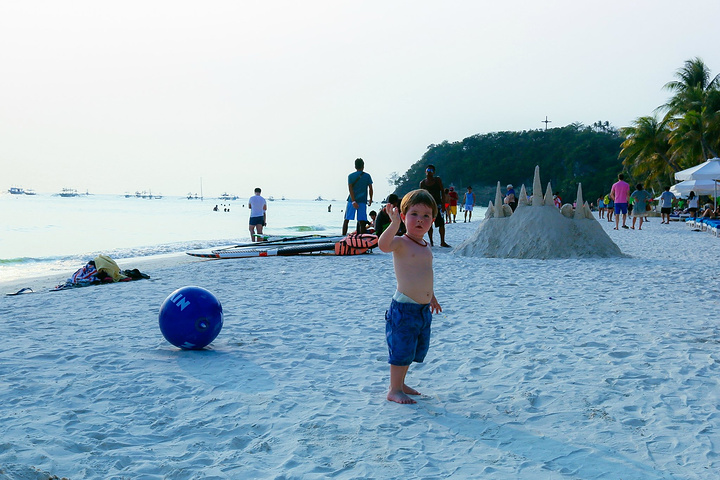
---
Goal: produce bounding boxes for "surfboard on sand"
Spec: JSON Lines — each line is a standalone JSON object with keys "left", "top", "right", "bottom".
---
{"left": 186, "top": 234, "right": 377, "bottom": 259}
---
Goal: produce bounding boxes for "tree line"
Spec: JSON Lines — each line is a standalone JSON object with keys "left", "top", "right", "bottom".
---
{"left": 391, "top": 58, "right": 719, "bottom": 206}
{"left": 391, "top": 124, "right": 624, "bottom": 207}
{"left": 620, "top": 57, "right": 720, "bottom": 189}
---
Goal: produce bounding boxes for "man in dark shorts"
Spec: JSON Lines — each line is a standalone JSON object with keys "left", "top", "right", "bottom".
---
{"left": 659, "top": 185, "right": 677, "bottom": 224}
{"left": 419, "top": 164, "right": 450, "bottom": 247}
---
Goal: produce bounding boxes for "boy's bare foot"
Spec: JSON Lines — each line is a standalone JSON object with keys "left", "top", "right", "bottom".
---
{"left": 441, "top": 242, "right": 451, "bottom": 247}
{"left": 387, "top": 390, "right": 417, "bottom": 404}
{"left": 402, "top": 384, "right": 421, "bottom": 395}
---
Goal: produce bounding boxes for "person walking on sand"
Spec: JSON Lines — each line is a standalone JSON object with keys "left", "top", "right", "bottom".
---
{"left": 342, "top": 158, "right": 373, "bottom": 235}
{"left": 378, "top": 189, "right": 442, "bottom": 405}
{"left": 659, "top": 186, "right": 676, "bottom": 224}
{"left": 447, "top": 186, "right": 459, "bottom": 223}
{"left": 630, "top": 183, "right": 652, "bottom": 230}
{"left": 420, "top": 164, "right": 450, "bottom": 247}
{"left": 463, "top": 186, "right": 475, "bottom": 222}
{"left": 248, "top": 187, "right": 267, "bottom": 241}
{"left": 688, "top": 191, "right": 699, "bottom": 219}
{"left": 610, "top": 174, "right": 630, "bottom": 230}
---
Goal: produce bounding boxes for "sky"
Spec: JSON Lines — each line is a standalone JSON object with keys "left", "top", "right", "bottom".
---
{"left": 1, "top": 0, "right": 719, "bottom": 201}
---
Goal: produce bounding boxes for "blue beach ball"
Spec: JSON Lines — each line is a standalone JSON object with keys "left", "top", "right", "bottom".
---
{"left": 158, "top": 286, "right": 223, "bottom": 349}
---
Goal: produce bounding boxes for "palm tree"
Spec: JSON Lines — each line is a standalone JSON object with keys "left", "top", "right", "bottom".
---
{"left": 662, "top": 57, "right": 720, "bottom": 164}
{"left": 620, "top": 115, "right": 676, "bottom": 188}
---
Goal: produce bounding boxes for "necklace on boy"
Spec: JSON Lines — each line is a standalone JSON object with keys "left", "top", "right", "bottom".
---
{"left": 404, "top": 234, "right": 428, "bottom": 247}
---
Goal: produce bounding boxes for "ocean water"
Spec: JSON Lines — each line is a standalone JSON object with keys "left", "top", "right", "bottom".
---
{"left": 0, "top": 193, "right": 342, "bottom": 282}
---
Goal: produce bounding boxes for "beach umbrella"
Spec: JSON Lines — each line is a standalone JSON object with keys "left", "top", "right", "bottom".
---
{"left": 674, "top": 157, "right": 720, "bottom": 181}
{"left": 670, "top": 179, "right": 720, "bottom": 210}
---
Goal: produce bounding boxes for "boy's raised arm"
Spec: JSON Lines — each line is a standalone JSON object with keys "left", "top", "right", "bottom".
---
{"left": 378, "top": 204, "right": 402, "bottom": 252}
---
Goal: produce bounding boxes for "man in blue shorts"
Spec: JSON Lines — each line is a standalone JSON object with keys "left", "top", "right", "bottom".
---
{"left": 342, "top": 158, "right": 373, "bottom": 235}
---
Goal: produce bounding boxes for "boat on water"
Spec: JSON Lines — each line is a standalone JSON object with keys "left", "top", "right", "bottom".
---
{"left": 268, "top": 196, "right": 275, "bottom": 201}
{"left": 314, "top": 196, "right": 325, "bottom": 201}
{"left": 187, "top": 193, "right": 203, "bottom": 200}
{"left": 128, "top": 190, "right": 163, "bottom": 199}
{"left": 8, "top": 187, "right": 25, "bottom": 195}
{"left": 218, "top": 192, "right": 238, "bottom": 201}
{"left": 24, "top": 188, "right": 37, "bottom": 195}
{"left": 58, "top": 188, "right": 79, "bottom": 197}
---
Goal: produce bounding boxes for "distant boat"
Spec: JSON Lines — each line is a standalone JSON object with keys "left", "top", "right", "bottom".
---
{"left": 268, "top": 196, "right": 275, "bottom": 201}
{"left": 8, "top": 187, "right": 24, "bottom": 195}
{"left": 24, "top": 188, "right": 37, "bottom": 195}
{"left": 218, "top": 192, "right": 238, "bottom": 201}
{"left": 188, "top": 178, "right": 204, "bottom": 200}
{"left": 281, "top": 196, "right": 286, "bottom": 201}
{"left": 314, "top": 196, "right": 325, "bottom": 201}
{"left": 58, "top": 188, "right": 79, "bottom": 197}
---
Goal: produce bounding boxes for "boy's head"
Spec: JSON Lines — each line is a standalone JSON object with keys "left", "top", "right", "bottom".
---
{"left": 425, "top": 165, "right": 435, "bottom": 177}
{"left": 369, "top": 210, "right": 377, "bottom": 219}
{"left": 355, "top": 158, "right": 364, "bottom": 170}
{"left": 254, "top": 188, "right": 261, "bottom": 194}
{"left": 664, "top": 186, "right": 670, "bottom": 191}
{"left": 387, "top": 193, "right": 400, "bottom": 206}
{"left": 467, "top": 186, "right": 472, "bottom": 191}
{"left": 400, "top": 189, "right": 438, "bottom": 218}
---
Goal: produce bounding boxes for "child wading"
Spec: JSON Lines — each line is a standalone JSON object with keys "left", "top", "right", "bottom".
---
{"left": 378, "top": 189, "right": 442, "bottom": 404}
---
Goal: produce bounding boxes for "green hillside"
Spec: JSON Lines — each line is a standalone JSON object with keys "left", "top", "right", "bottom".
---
{"left": 392, "top": 123, "right": 624, "bottom": 207}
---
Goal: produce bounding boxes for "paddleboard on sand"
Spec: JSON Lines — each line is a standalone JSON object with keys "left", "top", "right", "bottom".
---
{"left": 186, "top": 234, "right": 377, "bottom": 259}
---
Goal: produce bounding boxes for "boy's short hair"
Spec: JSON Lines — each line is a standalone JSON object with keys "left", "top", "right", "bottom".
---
{"left": 254, "top": 188, "right": 261, "bottom": 193}
{"left": 400, "top": 189, "right": 438, "bottom": 218}
{"left": 355, "top": 158, "right": 364, "bottom": 170}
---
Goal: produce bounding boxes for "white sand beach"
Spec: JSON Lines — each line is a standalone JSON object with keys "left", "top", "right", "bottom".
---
{"left": 1, "top": 215, "right": 719, "bottom": 479}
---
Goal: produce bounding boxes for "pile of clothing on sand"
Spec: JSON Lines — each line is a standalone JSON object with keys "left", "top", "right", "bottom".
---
{"left": 53, "top": 254, "right": 150, "bottom": 291}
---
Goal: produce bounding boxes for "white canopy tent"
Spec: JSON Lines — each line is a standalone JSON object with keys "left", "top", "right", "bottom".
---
{"left": 670, "top": 179, "right": 719, "bottom": 197}
{"left": 674, "top": 157, "right": 720, "bottom": 181}
{"left": 672, "top": 158, "right": 720, "bottom": 209}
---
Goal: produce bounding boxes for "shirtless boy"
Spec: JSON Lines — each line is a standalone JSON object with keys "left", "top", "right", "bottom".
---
{"left": 378, "top": 189, "right": 442, "bottom": 404}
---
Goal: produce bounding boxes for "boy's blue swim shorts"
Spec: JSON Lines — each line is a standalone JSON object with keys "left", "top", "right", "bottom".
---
{"left": 385, "top": 299, "right": 432, "bottom": 366}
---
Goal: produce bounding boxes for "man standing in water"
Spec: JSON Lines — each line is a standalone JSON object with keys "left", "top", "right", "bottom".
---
{"left": 248, "top": 187, "right": 267, "bottom": 241}
{"left": 342, "top": 158, "right": 373, "bottom": 235}
{"left": 420, "top": 164, "right": 450, "bottom": 247}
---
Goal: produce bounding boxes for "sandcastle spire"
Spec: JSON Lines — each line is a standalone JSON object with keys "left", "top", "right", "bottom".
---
{"left": 494, "top": 182, "right": 505, "bottom": 217}
{"left": 544, "top": 182, "right": 553, "bottom": 206}
{"left": 574, "top": 183, "right": 585, "bottom": 219}
{"left": 532, "top": 166, "right": 544, "bottom": 206}
{"left": 517, "top": 184, "right": 528, "bottom": 208}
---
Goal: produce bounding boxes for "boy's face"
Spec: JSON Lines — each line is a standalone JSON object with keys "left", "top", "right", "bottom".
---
{"left": 401, "top": 203, "right": 434, "bottom": 237}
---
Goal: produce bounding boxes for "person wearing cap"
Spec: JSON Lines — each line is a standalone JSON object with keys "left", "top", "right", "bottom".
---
{"left": 447, "top": 186, "right": 459, "bottom": 223}
{"left": 505, "top": 184, "right": 517, "bottom": 211}
{"left": 419, "top": 164, "right": 450, "bottom": 247}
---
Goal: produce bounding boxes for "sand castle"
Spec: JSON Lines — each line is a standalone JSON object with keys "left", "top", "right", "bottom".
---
{"left": 453, "top": 166, "right": 624, "bottom": 259}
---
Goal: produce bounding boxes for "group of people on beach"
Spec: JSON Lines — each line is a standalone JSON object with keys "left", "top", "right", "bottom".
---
{"left": 595, "top": 174, "right": 720, "bottom": 230}
{"left": 342, "top": 158, "right": 476, "bottom": 248}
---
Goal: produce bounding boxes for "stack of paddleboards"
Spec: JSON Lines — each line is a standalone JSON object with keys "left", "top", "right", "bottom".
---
{"left": 187, "top": 234, "right": 377, "bottom": 259}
